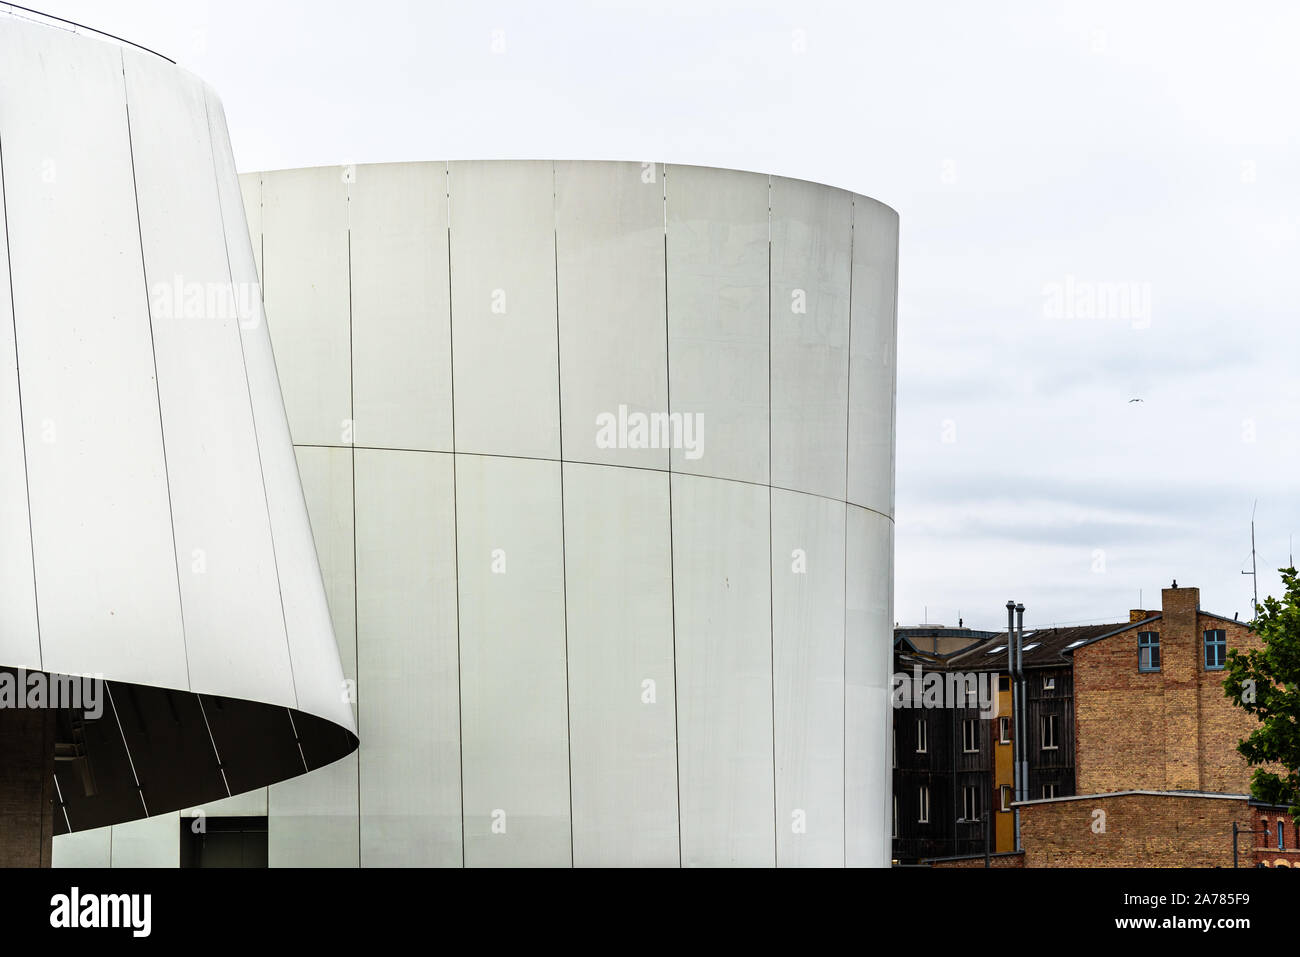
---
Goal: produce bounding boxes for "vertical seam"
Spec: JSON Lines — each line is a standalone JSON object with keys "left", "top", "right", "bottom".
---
{"left": 121, "top": 50, "right": 192, "bottom": 690}
{"left": 202, "top": 97, "right": 300, "bottom": 715}
{"left": 767, "top": 175, "right": 778, "bottom": 867}
{"left": 663, "top": 163, "right": 683, "bottom": 867}
{"left": 347, "top": 170, "right": 360, "bottom": 868}
{"left": 0, "top": 123, "right": 42, "bottom": 669}
{"left": 446, "top": 161, "right": 467, "bottom": 866}
{"left": 554, "top": 161, "right": 576, "bottom": 867}
{"left": 843, "top": 197, "right": 855, "bottom": 866}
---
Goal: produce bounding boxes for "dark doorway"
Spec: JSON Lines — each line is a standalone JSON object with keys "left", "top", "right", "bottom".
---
{"left": 180, "top": 816, "right": 268, "bottom": 867}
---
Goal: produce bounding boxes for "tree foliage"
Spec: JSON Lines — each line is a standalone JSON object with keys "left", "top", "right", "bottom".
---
{"left": 1224, "top": 567, "right": 1300, "bottom": 823}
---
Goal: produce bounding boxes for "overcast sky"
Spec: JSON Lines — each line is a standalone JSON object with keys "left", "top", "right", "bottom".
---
{"left": 18, "top": 0, "right": 1299, "bottom": 631}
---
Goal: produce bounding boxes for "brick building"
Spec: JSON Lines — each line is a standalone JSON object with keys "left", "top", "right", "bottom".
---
{"left": 933, "top": 792, "right": 1299, "bottom": 868}
{"left": 1010, "top": 792, "right": 1298, "bottom": 868}
{"left": 894, "top": 623, "right": 1102, "bottom": 862}
{"left": 1073, "top": 585, "right": 1260, "bottom": 794}
{"left": 918, "top": 583, "right": 1297, "bottom": 868}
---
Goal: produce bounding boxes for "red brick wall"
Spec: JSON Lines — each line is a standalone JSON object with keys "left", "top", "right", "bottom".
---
{"left": 1161, "top": 587, "right": 1201, "bottom": 789}
{"left": 929, "top": 852, "right": 1025, "bottom": 868}
{"left": 1020, "top": 793, "right": 1244, "bottom": 868}
{"left": 1198, "top": 615, "right": 1264, "bottom": 793}
{"left": 1074, "top": 614, "right": 1165, "bottom": 792}
{"left": 1251, "top": 806, "right": 1300, "bottom": 867}
{"left": 1074, "top": 587, "right": 1262, "bottom": 795}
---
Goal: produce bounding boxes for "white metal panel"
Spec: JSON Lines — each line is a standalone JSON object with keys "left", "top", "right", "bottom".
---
{"left": 268, "top": 755, "right": 359, "bottom": 867}
{"left": 770, "top": 178, "right": 852, "bottom": 500}
{"left": 124, "top": 50, "right": 293, "bottom": 705}
{"left": 294, "top": 446, "right": 356, "bottom": 716}
{"left": 448, "top": 161, "right": 559, "bottom": 459}
{"left": 51, "top": 827, "right": 111, "bottom": 868}
{"left": 261, "top": 166, "right": 351, "bottom": 448}
{"left": 846, "top": 197, "right": 899, "bottom": 515}
{"left": 844, "top": 504, "right": 893, "bottom": 867}
{"left": 555, "top": 161, "right": 669, "bottom": 469}
{"left": 110, "top": 812, "right": 181, "bottom": 867}
{"left": 0, "top": 28, "right": 186, "bottom": 686}
{"left": 0, "top": 130, "right": 39, "bottom": 671}
{"left": 239, "top": 172, "right": 262, "bottom": 281}
{"left": 771, "top": 488, "right": 845, "bottom": 866}
{"left": 268, "top": 443, "right": 358, "bottom": 866}
{"left": 671, "top": 472, "right": 774, "bottom": 866}
{"left": 355, "top": 448, "right": 462, "bottom": 866}
{"left": 350, "top": 163, "right": 453, "bottom": 452}
{"left": 456, "top": 454, "right": 570, "bottom": 866}
{"left": 665, "top": 165, "right": 769, "bottom": 485}
{"left": 563, "top": 462, "right": 678, "bottom": 866}
{"left": 206, "top": 91, "right": 355, "bottom": 734}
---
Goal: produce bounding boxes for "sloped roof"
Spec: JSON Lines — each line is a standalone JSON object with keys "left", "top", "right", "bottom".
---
{"left": 939, "top": 615, "right": 1162, "bottom": 671}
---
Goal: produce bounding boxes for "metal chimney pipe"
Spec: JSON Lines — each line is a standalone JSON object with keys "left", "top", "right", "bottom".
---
{"left": 1015, "top": 602, "right": 1027, "bottom": 813}
{"left": 1006, "top": 601, "right": 1018, "bottom": 852}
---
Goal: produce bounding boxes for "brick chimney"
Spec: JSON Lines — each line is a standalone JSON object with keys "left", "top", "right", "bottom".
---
{"left": 1160, "top": 584, "right": 1201, "bottom": 790}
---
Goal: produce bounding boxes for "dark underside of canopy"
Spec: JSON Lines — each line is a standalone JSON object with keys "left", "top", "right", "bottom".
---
{"left": 0, "top": 667, "right": 358, "bottom": 837}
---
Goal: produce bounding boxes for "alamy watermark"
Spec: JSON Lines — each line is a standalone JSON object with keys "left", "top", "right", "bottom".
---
{"left": 892, "top": 666, "right": 999, "bottom": 719}
{"left": 0, "top": 669, "right": 104, "bottom": 719}
{"left": 150, "top": 275, "right": 260, "bottom": 327}
{"left": 1042, "top": 274, "right": 1152, "bottom": 328}
{"left": 595, "top": 404, "right": 704, "bottom": 459}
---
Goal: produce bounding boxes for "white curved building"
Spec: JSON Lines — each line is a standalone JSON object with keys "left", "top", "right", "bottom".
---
{"left": 0, "top": 17, "right": 356, "bottom": 863}
{"left": 16, "top": 20, "right": 897, "bottom": 868}
{"left": 205, "top": 159, "right": 895, "bottom": 867}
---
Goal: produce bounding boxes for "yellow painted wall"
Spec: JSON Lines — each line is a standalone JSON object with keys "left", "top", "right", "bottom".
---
{"left": 994, "top": 686, "right": 1014, "bottom": 852}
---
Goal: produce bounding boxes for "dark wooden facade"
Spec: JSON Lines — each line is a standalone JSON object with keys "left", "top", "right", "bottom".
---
{"left": 891, "top": 625, "right": 1093, "bottom": 864}
{"left": 892, "top": 697, "right": 994, "bottom": 863}
{"left": 1025, "top": 664, "right": 1075, "bottom": 801}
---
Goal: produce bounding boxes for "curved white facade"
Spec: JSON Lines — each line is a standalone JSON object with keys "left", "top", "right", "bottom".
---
{"left": 230, "top": 160, "right": 898, "bottom": 866}
{"left": 0, "top": 18, "right": 356, "bottom": 834}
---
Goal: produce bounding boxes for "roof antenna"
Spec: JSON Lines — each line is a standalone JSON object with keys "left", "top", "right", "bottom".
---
{"left": 1241, "top": 500, "right": 1258, "bottom": 615}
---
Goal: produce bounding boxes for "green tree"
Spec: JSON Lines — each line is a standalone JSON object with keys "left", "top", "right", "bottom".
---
{"left": 1224, "top": 567, "right": 1300, "bottom": 824}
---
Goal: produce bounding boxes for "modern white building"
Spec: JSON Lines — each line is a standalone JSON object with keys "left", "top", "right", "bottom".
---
{"left": 0, "top": 16, "right": 356, "bottom": 866}
{"left": 3, "top": 15, "right": 898, "bottom": 869}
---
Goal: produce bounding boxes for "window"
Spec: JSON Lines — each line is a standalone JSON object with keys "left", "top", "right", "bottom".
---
{"left": 918, "top": 786, "right": 930, "bottom": 824}
{"left": 1042, "top": 675, "right": 1056, "bottom": 691}
{"left": 962, "top": 718, "right": 979, "bottom": 753}
{"left": 1138, "top": 631, "right": 1161, "bottom": 672}
{"left": 1280, "top": 820, "right": 1287, "bottom": 851}
{"left": 179, "top": 816, "right": 268, "bottom": 868}
{"left": 1000, "top": 785, "right": 1012, "bottom": 812}
{"left": 999, "top": 675, "right": 1010, "bottom": 691}
{"left": 998, "top": 716, "right": 1011, "bottom": 744}
{"left": 1040, "top": 713, "right": 1059, "bottom": 751}
{"left": 916, "top": 719, "right": 928, "bottom": 753}
{"left": 1204, "top": 629, "right": 1226, "bottom": 670}
{"left": 961, "top": 784, "right": 979, "bottom": 821}
{"left": 1042, "top": 784, "right": 1058, "bottom": 799}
